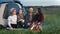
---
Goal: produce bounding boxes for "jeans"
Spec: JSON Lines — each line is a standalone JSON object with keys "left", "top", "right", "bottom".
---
{"left": 17, "top": 21, "right": 28, "bottom": 28}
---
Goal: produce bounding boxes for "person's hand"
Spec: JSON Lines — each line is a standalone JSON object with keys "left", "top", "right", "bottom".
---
{"left": 21, "top": 19, "right": 25, "bottom": 22}
{"left": 38, "top": 22, "right": 40, "bottom": 25}
{"left": 21, "top": 20, "right": 25, "bottom": 22}
{"left": 20, "top": 19, "right": 23, "bottom": 21}
{"left": 32, "top": 22, "right": 35, "bottom": 25}
{"left": 28, "top": 23, "right": 31, "bottom": 25}
{"left": 18, "top": 19, "right": 22, "bottom": 22}
{"left": 10, "top": 27, "right": 13, "bottom": 29}
{"left": 18, "top": 19, "right": 24, "bottom": 22}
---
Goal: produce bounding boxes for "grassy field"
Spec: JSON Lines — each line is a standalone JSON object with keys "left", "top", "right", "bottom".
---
{"left": 0, "top": 14, "right": 60, "bottom": 34}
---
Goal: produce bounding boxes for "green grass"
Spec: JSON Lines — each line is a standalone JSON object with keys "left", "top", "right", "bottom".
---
{"left": 42, "top": 14, "right": 60, "bottom": 34}
{"left": 0, "top": 14, "right": 60, "bottom": 34}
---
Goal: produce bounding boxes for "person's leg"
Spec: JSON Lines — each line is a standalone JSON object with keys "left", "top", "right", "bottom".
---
{"left": 27, "top": 23, "right": 31, "bottom": 28}
{"left": 24, "top": 22, "right": 28, "bottom": 28}
{"left": 21, "top": 22, "right": 28, "bottom": 28}
{"left": 11, "top": 24, "right": 17, "bottom": 28}
{"left": 36, "top": 24, "right": 42, "bottom": 32}
{"left": 39, "top": 25, "right": 42, "bottom": 32}
{"left": 17, "top": 22, "right": 22, "bottom": 28}
{"left": 20, "top": 22, "right": 24, "bottom": 28}
{"left": 30, "top": 24, "right": 36, "bottom": 30}
{"left": 36, "top": 25, "right": 39, "bottom": 31}
{"left": 30, "top": 25, "right": 34, "bottom": 30}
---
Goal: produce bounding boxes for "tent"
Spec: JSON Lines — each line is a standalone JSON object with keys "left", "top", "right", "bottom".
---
{"left": 0, "top": 0, "right": 27, "bottom": 16}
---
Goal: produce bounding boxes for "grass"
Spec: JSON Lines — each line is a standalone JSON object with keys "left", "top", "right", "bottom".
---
{"left": 42, "top": 14, "right": 60, "bottom": 34}
{"left": 0, "top": 14, "right": 60, "bottom": 34}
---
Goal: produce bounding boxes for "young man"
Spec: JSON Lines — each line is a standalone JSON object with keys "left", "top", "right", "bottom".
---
{"left": 25, "top": 7, "right": 35, "bottom": 28}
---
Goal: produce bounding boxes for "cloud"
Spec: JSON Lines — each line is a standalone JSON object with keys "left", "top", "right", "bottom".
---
{"left": 20, "top": 0, "right": 60, "bottom": 6}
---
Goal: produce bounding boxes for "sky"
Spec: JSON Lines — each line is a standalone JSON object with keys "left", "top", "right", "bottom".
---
{"left": 0, "top": 0, "right": 60, "bottom": 6}
{"left": 20, "top": 0, "right": 60, "bottom": 6}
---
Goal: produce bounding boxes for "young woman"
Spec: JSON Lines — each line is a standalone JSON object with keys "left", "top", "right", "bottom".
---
{"left": 8, "top": 8, "right": 17, "bottom": 29}
{"left": 17, "top": 9, "right": 27, "bottom": 28}
{"left": 31, "top": 8, "right": 44, "bottom": 32}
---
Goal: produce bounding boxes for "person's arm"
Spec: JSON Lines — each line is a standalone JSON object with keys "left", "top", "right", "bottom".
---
{"left": 41, "top": 14, "right": 44, "bottom": 22}
{"left": 39, "top": 13, "right": 44, "bottom": 22}
{"left": 24, "top": 14, "right": 28, "bottom": 22}
{"left": 32, "top": 15, "right": 37, "bottom": 22}
{"left": 17, "top": 15, "right": 21, "bottom": 22}
{"left": 8, "top": 17, "right": 12, "bottom": 28}
{"left": 17, "top": 15, "right": 24, "bottom": 22}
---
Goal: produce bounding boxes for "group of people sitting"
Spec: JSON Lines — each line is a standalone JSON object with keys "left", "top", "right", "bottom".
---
{"left": 7, "top": 7, "right": 44, "bottom": 32}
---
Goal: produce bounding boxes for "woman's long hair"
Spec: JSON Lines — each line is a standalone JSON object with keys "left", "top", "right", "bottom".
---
{"left": 37, "top": 8, "right": 42, "bottom": 16}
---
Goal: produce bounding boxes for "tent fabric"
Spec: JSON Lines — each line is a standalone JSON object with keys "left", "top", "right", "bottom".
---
{"left": 0, "top": 0, "right": 14, "bottom": 3}
{"left": 0, "top": 0, "right": 27, "bottom": 16}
